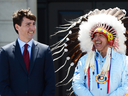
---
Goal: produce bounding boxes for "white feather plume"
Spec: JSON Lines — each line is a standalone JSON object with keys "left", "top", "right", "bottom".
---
{"left": 78, "top": 14, "right": 126, "bottom": 54}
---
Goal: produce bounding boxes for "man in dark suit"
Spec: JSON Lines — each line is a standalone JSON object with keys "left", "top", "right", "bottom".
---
{"left": 0, "top": 8, "right": 55, "bottom": 96}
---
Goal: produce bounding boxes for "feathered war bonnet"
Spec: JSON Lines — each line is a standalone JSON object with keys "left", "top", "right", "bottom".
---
{"left": 78, "top": 8, "right": 127, "bottom": 77}
{"left": 50, "top": 7, "right": 128, "bottom": 95}
{"left": 79, "top": 8, "right": 126, "bottom": 54}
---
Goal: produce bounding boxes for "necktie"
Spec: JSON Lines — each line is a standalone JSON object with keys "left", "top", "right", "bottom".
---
{"left": 23, "top": 44, "right": 29, "bottom": 73}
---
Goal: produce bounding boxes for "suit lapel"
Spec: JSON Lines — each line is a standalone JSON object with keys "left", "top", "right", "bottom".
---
{"left": 29, "top": 40, "right": 38, "bottom": 76}
{"left": 13, "top": 40, "right": 28, "bottom": 74}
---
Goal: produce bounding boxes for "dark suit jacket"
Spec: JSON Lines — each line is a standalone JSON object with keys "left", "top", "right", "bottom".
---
{"left": 0, "top": 39, "right": 55, "bottom": 96}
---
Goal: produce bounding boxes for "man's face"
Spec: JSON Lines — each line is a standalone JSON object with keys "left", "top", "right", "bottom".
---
{"left": 93, "top": 32, "right": 109, "bottom": 53}
{"left": 15, "top": 17, "right": 36, "bottom": 43}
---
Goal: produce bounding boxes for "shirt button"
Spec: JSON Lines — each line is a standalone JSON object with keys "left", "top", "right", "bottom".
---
{"left": 100, "top": 88, "right": 102, "bottom": 90}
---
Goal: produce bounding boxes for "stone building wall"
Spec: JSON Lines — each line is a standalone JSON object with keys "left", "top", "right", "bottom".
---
{"left": 0, "top": 0, "right": 37, "bottom": 48}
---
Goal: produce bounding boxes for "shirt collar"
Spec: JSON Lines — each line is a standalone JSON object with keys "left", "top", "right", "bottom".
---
{"left": 95, "top": 48, "right": 114, "bottom": 59}
{"left": 18, "top": 38, "right": 33, "bottom": 48}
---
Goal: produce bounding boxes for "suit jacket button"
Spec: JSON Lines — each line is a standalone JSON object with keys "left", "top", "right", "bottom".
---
{"left": 26, "top": 91, "right": 28, "bottom": 93}
{"left": 28, "top": 77, "right": 30, "bottom": 79}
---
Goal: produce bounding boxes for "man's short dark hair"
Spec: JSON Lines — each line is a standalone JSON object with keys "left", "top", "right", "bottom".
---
{"left": 12, "top": 8, "right": 36, "bottom": 34}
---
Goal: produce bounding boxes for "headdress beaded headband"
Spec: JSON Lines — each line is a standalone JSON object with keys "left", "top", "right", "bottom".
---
{"left": 50, "top": 7, "right": 128, "bottom": 95}
{"left": 92, "top": 27, "right": 114, "bottom": 46}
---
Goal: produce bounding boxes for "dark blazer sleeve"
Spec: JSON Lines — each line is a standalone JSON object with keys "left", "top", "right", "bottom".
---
{"left": 42, "top": 47, "right": 55, "bottom": 96}
{"left": 0, "top": 48, "right": 15, "bottom": 96}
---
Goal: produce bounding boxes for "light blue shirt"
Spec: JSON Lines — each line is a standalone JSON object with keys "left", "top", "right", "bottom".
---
{"left": 72, "top": 49, "right": 128, "bottom": 96}
{"left": 18, "top": 38, "right": 33, "bottom": 59}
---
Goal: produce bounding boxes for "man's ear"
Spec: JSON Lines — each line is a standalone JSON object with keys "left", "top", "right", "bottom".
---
{"left": 15, "top": 24, "right": 20, "bottom": 31}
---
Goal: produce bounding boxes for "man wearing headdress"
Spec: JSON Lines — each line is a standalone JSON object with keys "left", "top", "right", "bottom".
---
{"left": 72, "top": 8, "right": 128, "bottom": 96}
